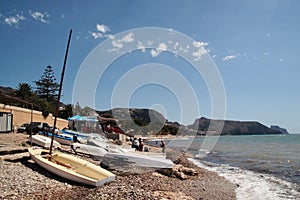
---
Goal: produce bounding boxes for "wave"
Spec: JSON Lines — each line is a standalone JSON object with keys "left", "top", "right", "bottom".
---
{"left": 189, "top": 158, "right": 300, "bottom": 200}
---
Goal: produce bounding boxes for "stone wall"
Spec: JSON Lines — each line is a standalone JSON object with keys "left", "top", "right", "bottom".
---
{"left": 0, "top": 103, "right": 68, "bottom": 132}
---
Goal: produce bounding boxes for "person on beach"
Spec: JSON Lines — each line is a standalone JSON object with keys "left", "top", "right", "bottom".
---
{"left": 138, "top": 138, "right": 144, "bottom": 151}
{"left": 160, "top": 140, "right": 166, "bottom": 153}
{"left": 132, "top": 137, "right": 139, "bottom": 151}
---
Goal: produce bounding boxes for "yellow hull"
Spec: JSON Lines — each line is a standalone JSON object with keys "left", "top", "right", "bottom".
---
{"left": 28, "top": 147, "right": 115, "bottom": 186}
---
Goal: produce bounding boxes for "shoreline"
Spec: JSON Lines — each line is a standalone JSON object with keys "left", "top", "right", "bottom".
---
{"left": 192, "top": 158, "right": 300, "bottom": 199}
{"left": 0, "top": 133, "right": 237, "bottom": 199}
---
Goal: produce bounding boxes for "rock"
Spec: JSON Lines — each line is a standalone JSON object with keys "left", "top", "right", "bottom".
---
{"left": 181, "top": 166, "right": 198, "bottom": 176}
{"left": 176, "top": 171, "right": 187, "bottom": 180}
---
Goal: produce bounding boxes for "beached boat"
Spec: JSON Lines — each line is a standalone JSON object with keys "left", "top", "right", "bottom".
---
{"left": 87, "top": 135, "right": 135, "bottom": 153}
{"left": 29, "top": 135, "right": 61, "bottom": 149}
{"left": 38, "top": 132, "right": 73, "bottom": 145}
{"left": 79, "top": 136, "right": 172, "bottom": 168}
{"left": 87, "top": 135, "right": 166, "bottom": 157}
{"left": 60, "top": 129, "right": 100, "bottom": 143}
{"left": 71, "top": 143, "right": 108, "bottom": 159}
{"left": 72, "top": 141, "right": 166, "bottom": 158}
{"left": 28, "top": 147, "right": 115, "bottom": 186}
{"left": 101, "top": 151, "right": 174, "bottom": 169}
{"left": 28, "top": 30, "right": 116, "bottom": 187}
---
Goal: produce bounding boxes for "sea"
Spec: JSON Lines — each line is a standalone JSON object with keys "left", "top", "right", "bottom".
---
{"left": 147, "top": 134, "right": 300, "bottom": 200}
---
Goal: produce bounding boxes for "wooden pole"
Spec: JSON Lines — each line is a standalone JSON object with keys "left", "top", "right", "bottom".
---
{"left": 49, "top": 29, "right": 72, "bottom": 155}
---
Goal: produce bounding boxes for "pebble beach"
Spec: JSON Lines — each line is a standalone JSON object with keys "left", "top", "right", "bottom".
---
{"left": 0, "top": 133, "right": 237, "bottom": 200}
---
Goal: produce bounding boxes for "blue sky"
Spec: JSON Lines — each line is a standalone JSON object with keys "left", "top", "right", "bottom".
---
{"left": 0, "top": 0, "right": 299, "bottom": 133}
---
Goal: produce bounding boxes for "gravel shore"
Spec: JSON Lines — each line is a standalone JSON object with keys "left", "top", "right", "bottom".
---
{"left": 0, "top": 133, "right": 237, "bottom": 200}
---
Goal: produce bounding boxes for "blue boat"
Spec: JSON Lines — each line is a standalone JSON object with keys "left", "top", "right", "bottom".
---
{"left": 38, "top": 131, "right": 73, "bottom": 145}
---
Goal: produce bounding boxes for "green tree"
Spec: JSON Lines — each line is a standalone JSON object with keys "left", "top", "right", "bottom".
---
{"left": 34, "top": 65, "right": 59, "bottom": 103}
{"left": 58, "top": 104, "right": 73, "bottom": 119}
{"left": 73, "top": 102, "right": 83, "bottom": 116}
{"left": 29, "top": 93, "right": 54, "bottom": 117}
{"left": 16, "top": 83, "right": 33, "bottom": 100}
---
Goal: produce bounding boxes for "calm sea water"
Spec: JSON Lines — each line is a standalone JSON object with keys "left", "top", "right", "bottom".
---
{"left": 149, "top": 134, "right": 300, "bottom": 199}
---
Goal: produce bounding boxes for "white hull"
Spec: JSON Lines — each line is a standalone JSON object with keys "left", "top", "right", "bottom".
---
{"left": 54, "top": 137, "right": 72, "bottom": 145}
{"left": 72, "top": 143, "right": 108, "bottom": 158}
{"left": 38, "top": 132, "right": 73, "bottom": 145}
{"left": 101, "top": 152, "right": 174, "bottom": 169}
{"left": 87, "top": 136, "right": 138, "bottom": 154}
{"left": 88, "top": 136, "right": 166, "bottom": 157}
{"left": 28, "top": 147, "right": 115, "bottom": 186}
{"left": 29, "top": 135, "right": 61, "bottom": 149}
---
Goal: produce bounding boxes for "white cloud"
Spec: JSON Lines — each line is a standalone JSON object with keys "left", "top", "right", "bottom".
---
{"left": 193, "top": 41, "right": 208, "bottom": 48}
{"left": 158, "top": 43, "right": 167, "bottom": 51}
{"left": 110, "top": 32, "right": 135, "bottom": 49}
{"left": 279, "top": 58, "right": 283, "bottom": 62}
{"left": 112, "top": 40, "right": 123, "bottom": 48}
{"left": 222, "top": 55, "right": 237, "bottom": 61}
{"left": 212, "top": 54, "right": 217, "bottom": 58}
{"left": 263, "top": 52, "right": 269, "bottom": 56}
{"left": 90, "top": 24, "right": 112, "bottom": 40}
{"left": 192, "top": 48, "right": 209, "bottom": 61}
{"left": 150, "top": 43, "right": 168, "bottom": 57}
{"left": 147, "top": 40, "right": 154, "bottom": 45}
{"left": 4, "top": 16, "right": 18, "bottom": 25}
{"left": 173, "top": 42, "right": 179, "bottom": 50}
{"left": 91, "top": 32, "right": 103, "bottom": 39}
{"left": 107, "top": 34, "right": 114, "bottom": 40}
{"left": 150, "top": 49, "right": 159, "bottom": 57}
{"left": 96, "top": 24, "right": 110, "bottom": 33}
{"left": 17, "top": 14, "right": 25, "bottom": 20}
{"left": 120, "top": 32, "right": 135, "bottom": 43}
{"left": 3, "top": 14, "right": 26, "bottom": 27}
{"left": 168, "top": 28, "right": 175, "bottom": 35}
{"left": 29, "top": 11, "right": 49, "bottom": 23}
{"left": 137, "top": 41, "right": 145, "bottom": 52}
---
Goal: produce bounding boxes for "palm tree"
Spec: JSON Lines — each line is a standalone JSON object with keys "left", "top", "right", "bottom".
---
{"left": 16, "top": 83, "right": 32, "bottom": 100}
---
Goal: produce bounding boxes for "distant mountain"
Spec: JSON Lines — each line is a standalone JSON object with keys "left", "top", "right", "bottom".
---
{"left": 0, "top": 86, "right": 15, "bottom": 95}
{"left": 188, "top": 117, "right": 282, "bottom": 135}
{"left": 270, "top": 125, "right": 289, "bottom": 134}
{"left": 97, "top": 108, "right": 165, "bottom": 123}
{"left": 97, "top": 108, "right": 166, "bottom": 135}
{"left": 97, "top": 108, "right": 283, "bottom": 136}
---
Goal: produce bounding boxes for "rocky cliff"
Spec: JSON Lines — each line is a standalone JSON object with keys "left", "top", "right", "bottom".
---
{"left": 188, "top": 117, "right": 282, "bottom": 135}
{"left": 97, "top": 108, "right": 283, "bottom": 136}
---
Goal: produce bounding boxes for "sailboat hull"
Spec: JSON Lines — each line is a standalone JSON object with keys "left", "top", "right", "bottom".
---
{"left": 29, "top": 135, "right": 61, "bottom": 149}
{"left": 101, "top": 152, "right": 174, "bottom": 169}
{"left": 28, "top": 147, "right": 115, "bottom": 186}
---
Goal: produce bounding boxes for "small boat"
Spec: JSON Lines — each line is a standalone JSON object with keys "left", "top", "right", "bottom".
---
{"left": 87, "top": 135, "right": 134, "bottom": 153}
{"left": 28, "top": 147, "right": 115, "bottom": 186}
{"left": 86, "top": 136, "right": 172, "bottom": 168}
{"left": 71, "top": 143, "right": 108, "bottom": 160}
{"left": 29, "top": 135, "right": 61, "bottom": 149}
{"left": 60, "top": 129, "right": 102, "bottom": 143}
{"left": 28, "top": 30, "right": 115, "bottom": 187}
{"left": 61, "top": 129, "right": 93, "bottom": 139}
{"left": 87, "top": 135, "right": 166, "bottom": 157}
{"left": 38, "top": 132, "right": 73, "bottom": 145}
{"left": 101, "top": 152, "right": 174, "bottom": 169}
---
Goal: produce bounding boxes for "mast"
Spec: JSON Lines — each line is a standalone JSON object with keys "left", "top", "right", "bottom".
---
{"left": 49, "top": 29, "right": 72, "bottom": 155}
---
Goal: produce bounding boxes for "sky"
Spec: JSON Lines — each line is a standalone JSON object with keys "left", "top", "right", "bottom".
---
{"left": 0, "top": 0, "right": 299, "bottom": 133}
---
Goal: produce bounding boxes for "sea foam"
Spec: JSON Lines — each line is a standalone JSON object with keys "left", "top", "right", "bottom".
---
{"left": 189, "top": 158, "right": 300, "bottom": 200}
